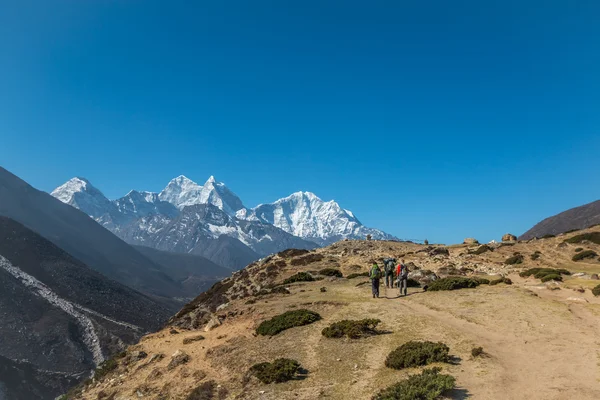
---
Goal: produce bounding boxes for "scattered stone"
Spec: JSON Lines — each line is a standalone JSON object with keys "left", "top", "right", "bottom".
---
{"left": 167, "top": 350, "right": 190, "bottom": 370}
{"left": 464, "top": 238, "right": 479, "bottom": 245}
{"left": 126, "top": 351, "right": 148, "bottom": 364}
{"left": 502, "top": 233, "right": 517, "bottom": 242}
{"left": 320, "top": 287, "right": 327, "bottom": 292}
{"left": 573, "top": 287, "right": 586, "bottom": 293}
{"left": 204, "top": 316, "right": 222, "bottom": 332}
{"left": 592, "top": 274, "right": 599, "bottom": 280}
{"left": 169, "top": 328, "right": 179, "bottom": 335}
{"left": 566, "top": 297, "right": 588, "bottom": 303}
{"left": 183, "top": 335, "right": 205, "bottom": 345}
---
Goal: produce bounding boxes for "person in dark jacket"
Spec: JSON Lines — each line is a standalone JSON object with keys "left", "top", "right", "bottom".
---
{"left": 369, "top": 262, "right": 382, "bottom": 298}
{"left": 383, "top": 258, "right": 396, "bottom": 288}
{"left": 396, "top": 259, "right": 409, "bottom": 296}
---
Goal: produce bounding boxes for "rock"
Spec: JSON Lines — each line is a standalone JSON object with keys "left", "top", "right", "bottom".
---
{"left": 566, "top": 297, "right": 588, "bottom": 303}
{"left": 502, "top": 233, "right": 517, "bottom": 242}
{"left": 428, "top": 247, "right": 449, "bottom": 257}
{"left": 572, "top": 272, "right": 586, "bottom": 277}
{"left": 464, "top": 238, "right": 479, "bottom": 245}
{"left": 556, "top": 242, "right": 567, "bottom": 249}
{"left": 204, "top": 316, "right": 222, "bottom": 332}
{"left": 167, "top": 350, "right": 190, "bottom": 370}
{"left": 573, "top": 287, "right": 586, "bottom": 293}
{"left": 592, "top": 274, "right": 599, "bottom": 280}
{"left": 125, "top": 351, "right": 148, "bottom": 364}
{"left": 408, "top": 269, "right": 439, "bottom": 284}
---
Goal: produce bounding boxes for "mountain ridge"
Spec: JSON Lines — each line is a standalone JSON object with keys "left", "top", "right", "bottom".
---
{"left": 520, "top": 199, "right": 600, "bottom": 240}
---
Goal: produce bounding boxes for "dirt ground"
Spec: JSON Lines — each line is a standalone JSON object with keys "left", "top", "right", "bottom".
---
{"left": 75, "top": 229, "right": 600, "bottom": 400}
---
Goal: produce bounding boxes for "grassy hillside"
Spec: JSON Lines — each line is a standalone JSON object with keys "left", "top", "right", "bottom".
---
{"left": 65, "top": 227, "right": 600, "bottom": 399}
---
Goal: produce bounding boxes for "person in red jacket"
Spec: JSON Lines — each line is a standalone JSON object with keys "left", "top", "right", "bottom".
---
{"left": 396, "top": 259, "right": 409, "bottom": 296}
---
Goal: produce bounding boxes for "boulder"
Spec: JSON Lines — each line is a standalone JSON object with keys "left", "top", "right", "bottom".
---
{"left": 591, "top": 274, "right": 599, "bottom": 280}
{"left": 408, "top": 269, "right": 439, "bottom": 284}
{"left": 167, "top": 350, "right": 190, "bottom": 370}
{"left": 464, "top": 238, "right": 479, "bottom": 245}
{"left": 502, "top": 233, "right": 517, "bottom": 242}
{"left": 428, "top": 247, "right": 449, "bottom": 257}
{"left": 204, "top": 316, "right": 222, "bottom": 332}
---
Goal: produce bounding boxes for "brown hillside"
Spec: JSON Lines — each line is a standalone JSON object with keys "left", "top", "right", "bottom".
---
{"left": 65, "top": 228, "right": 600, "bottom": 400}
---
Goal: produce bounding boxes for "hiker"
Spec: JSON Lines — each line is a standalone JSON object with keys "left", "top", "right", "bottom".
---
{"left": 396, "top": 259, "right": 409, "bottom": 296}
{"left": 383, "top": 257, "right": 396, "bottom": 288}
{"left": 369, "top": 262, "right": 382, "bottom": 298}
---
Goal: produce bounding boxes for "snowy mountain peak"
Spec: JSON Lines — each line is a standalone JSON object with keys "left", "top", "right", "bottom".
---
{"left": 199, "top": 176, "right": 245, "bottom": 216}
{"left": 51, "top": 177, "right": 106, "bottom": 204}
{"left": 158, "top": 176, "right": 203, "bottom": 209}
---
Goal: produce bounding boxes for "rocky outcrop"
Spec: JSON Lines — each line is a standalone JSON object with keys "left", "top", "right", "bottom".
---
{"left": 502, "top": 233, "right": 517, "bottom": 242}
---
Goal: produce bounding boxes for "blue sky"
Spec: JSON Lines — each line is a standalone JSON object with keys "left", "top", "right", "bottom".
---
{"left": 1, "top": 0, "right": 599, "bottom": 244}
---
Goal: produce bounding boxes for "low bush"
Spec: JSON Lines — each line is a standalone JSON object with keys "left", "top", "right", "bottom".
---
{"left": 564, "top": 232, "right": 600, "bottom": 245}
{"left": 540, "top": 274, "right": 562, "bottom": 282}
{"left": 519, "top": 268, "right": 570, "bottom": 281}
{"left": 322, "top": 319, "right": 381, "bottom": 339}
{"left": 490, "top": 277, "right": 512, "bottom": 285}
{"left": 530, "top": 251, "right": 542, "bottom": 260}
{"left": 574, "top": 248, "right": 584, "bottom": 253}
{"left": 256, "top": 309, "right": 321, "bottom": 336}
{"left": 283, "top": 272, "right": 314, "bottom": 284}
{"left": 249, "top": 358, "right": 301, "bottom": 384}
{"left": 319, "top": 268, "right": 343, "bottom": 278}
{"left": 471, "top": 347, "right": 484, "bottom": 357}
{"left": 504, "top": 254, "right": 524, "bottom": 265}
{"left": 592, "top": 284, "right": 600, "bottom": 297}
{"left": 373, "top": 367, "right": 455, "bottom": 400}
{"left": 93, "top": 357, "right": 119, "bottom": 380}
{"left": 427, "top": 277, "right": 480, "bottom": 291}
{"left": 541, "top": 234, "right": 556, "bottom": 239}
{"left": 471, "top": 245, "right": 493, "bottom": 255}
{"left": 347, "top": 272, "right": 370, "bottom": 279}
{"left": 572, "top": 250, "right": 598, "bottom": 262}
{"left": 290, "top": 253, "right": 324, "bottom": 266}
{"left": 385, "top": 341, "right": 450, "bottom": 369}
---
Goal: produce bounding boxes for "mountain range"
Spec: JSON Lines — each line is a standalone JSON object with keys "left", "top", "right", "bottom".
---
{"left": 51, "top": 175, "right": 395, "bottom": 268}
{"left": 520, "top": 199, "right": 600, "bottom": 240}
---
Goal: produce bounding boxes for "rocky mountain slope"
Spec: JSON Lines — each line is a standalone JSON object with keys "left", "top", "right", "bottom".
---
{"left": 67, "top": 227, "right": 600, "bottom": 399}
{"left": 0, "top": 167, "right": 183, "bottom": 305}
{"left": 520, "top": 199, "right": 600, "bottom": 240}
{"left": 0, "top": 217, "right": 173, "bottom": 400}
{"left": 51, "top": 175, "right": 394, "bottom": 269}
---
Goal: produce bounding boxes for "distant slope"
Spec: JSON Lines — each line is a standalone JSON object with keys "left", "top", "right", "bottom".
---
{"left": 520, "top": 199, "right": 600, "bottom": 240}
{"left": 0, "top": 217, "right": 171, "bottom": 399}
{"left": 133, "top": 245, "right": 232, "bottom": 297}
{"left": 0, "top": 166, "right": 182, "bottom": 303}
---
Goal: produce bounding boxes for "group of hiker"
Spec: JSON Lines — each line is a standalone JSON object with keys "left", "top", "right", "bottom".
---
{"left": 369, "top": 258, "right": 409, "bottom": 298}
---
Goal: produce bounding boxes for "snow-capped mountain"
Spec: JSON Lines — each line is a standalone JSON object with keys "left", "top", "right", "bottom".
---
{"left": 239, "top": 191, "right": 394, "bottom": 245}
{"left": 51, "top": 175, "right": 396, "bottom": 267}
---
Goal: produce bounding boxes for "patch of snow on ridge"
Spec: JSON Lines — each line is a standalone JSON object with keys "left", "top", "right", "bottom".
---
{"left": 0, "top": 255, "right": 104, "bottom": 366}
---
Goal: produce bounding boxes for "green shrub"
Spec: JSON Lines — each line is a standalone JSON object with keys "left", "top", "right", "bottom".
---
{"left": 530, "top": 251, "right": 542, "bottom": 260}
{"left": 347, "top": 272, "right": 370, "bottom": 279}
{"left": 322, "top": 319, "right": 381, "bottom": 339}
{"left": 592, "top": 284, "right": 600, "bottom": 297}
{"left": 541, "top": 234, "right": 556, "bottom": 239}
{"left": 519, "top": 268, "right": 570, "bottom": 280}
{"left": 249, "top": 358, "right": 301, "bottom": 384}
{"left": 319, "top": 268, "right": 343, "bottom": 278}
{"left": 93, "top": 358, "right": 119, "bottom": 380}
{"left": 504, "top": 254, "right": 524, "bottom": 265}
{"left": 471, "top": 245, "right": 493, "bottom": 255}
{"left": 256, "top": 309, "right": 321, "bottom": 336}
{"left": 471, "top": 347, "right": 484, "bottom": 357}
{"left": 373, "top": 367, "right": 455, "bottom": 400}
{"left": 572, "top": 250, "right": 598, "bottom": 262}
{"left": 283, "top": 272, "right": 314, "bottom": 284}
{"left": 564, "top": 232, "right": 600, "bottom": 245}
{"left": 385, "top": 341, "right": 450, "bottom": 369}
{"left": 427, "top": 277, "right": 480, "bottom": 291}
{"left": 540, "top": 274, "right": 562, "bottom": 282}
{"left": 490, "top": 277, "right": 512, "bottom": 285}
{"left": 574, "top": 248, "right": 584, "bottom": 253}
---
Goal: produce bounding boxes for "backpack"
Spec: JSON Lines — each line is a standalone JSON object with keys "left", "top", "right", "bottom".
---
{"left": 370, "top": 265, "right": 381, "bottom": 279}
{"left": 399, "top": 264, "right": 409, "bottom": 278}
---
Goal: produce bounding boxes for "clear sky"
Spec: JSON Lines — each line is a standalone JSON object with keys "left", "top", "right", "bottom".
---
{"left": 1, "top": 0, "right": 599, "bottom": 244}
